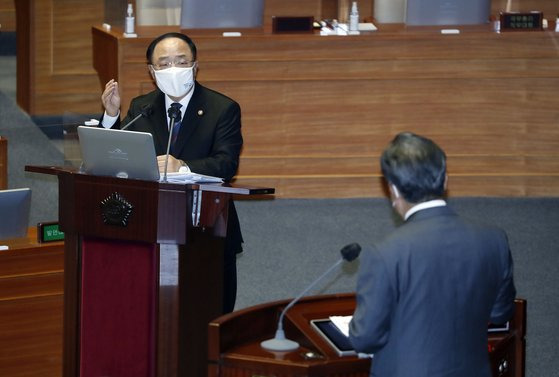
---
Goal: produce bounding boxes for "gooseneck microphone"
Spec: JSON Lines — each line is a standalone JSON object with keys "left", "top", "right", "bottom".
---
{"left": 120, "top": 104, "right": 153, "bottom": 131}
{"left": 162, "top": 104, "right": 181, "bottom": 182}
{"left": 260, "top": 243, "right": 361, "bottom": 352}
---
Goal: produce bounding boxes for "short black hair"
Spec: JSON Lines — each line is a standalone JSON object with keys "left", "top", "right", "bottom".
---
{"left": 145, "top": 32, "right": 197, "bottom": 64}
{"left": 380, "top": 132, "right": 447, "bottom": 203}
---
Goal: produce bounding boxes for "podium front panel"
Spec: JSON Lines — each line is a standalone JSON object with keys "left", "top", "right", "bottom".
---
{"left": 79, "top": 237, "right": 158, "bottom": 377}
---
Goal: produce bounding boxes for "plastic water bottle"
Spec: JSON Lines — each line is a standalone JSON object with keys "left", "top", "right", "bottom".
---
{"left": 349, "top": 2, "right": 359, "bottom": 33}
{"left": 125, "top": 3, "right": 135, "bottom": 35}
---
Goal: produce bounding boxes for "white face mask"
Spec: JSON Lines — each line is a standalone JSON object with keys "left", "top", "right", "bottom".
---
{"left": 153, "top": 66, "right": 195, "bottom": 98}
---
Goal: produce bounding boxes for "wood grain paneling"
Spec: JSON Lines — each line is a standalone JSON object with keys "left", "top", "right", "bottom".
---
{"left": 0, "top": 234, "right": 64, "bottom": 377}
{"left": 16, "top": 0, "right": 105, "bottom": 114}
{"left": 0, "top": 248, "right": 63, "bottom": 277}
{"left": 51, "top": 1, "right": 104, "bottom": 73}
{"left": 0, "top": 0, "right": 15, "bottom": 31}
{"left": 202, "top": 29, "right": 559, "bottom": 198}
{"left": 233, "top": 175, "right": 559, "bottom": 198}
{"left": 0, "top": 296, "right": 63, "bottom": 377}
{"left": 236, "top": 155, "right": 559, "bottom": 176}
{"left": 0, "top": 273, "right": 63, "bottom": 301}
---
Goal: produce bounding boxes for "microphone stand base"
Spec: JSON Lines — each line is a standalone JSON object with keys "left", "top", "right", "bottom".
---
{"left": 260, "top": 338, "right": 299, "bottom": 352}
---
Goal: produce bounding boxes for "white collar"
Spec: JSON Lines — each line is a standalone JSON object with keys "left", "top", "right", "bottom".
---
{"left": 404, "top": 199, "right": 447, "bottom": 221}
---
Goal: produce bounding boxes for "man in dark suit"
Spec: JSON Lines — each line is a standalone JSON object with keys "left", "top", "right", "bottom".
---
{"left": 100, "top": 32, "right": 243, "bottom": 313}
{"left": 349, "top": 132, "right": 516, "bottom": 377}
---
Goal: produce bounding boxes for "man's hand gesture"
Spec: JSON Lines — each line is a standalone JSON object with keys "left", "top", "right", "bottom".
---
{"left": 101, "top": 79, "right": 121, "bottom": 117}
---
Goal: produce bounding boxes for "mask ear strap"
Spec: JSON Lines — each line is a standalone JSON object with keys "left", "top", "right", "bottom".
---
{"left": 391, "top": 184, "right": 400, "bottom": 199}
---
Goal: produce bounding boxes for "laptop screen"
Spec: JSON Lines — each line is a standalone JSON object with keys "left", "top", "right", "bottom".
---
{"left": 77, "top": 126, "right": 160, "bottom": 181}
{"left": 0, "top": 188, "right": 31, "bottom": 240}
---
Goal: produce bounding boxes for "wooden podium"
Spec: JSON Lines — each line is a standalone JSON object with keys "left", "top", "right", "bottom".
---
{"left": 208, "top": 293, "right": 526, "bottom": 377}
{"left": 25, "top": 165, "right": 273, "bottom": 377}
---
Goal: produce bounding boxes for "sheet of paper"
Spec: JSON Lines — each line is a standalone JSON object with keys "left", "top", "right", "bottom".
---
{"left": 160, "top": 172, "right": 224, "bottom": 184}
{"left": 329, "top": 315, "right": 352, "bottom": 337}
{"left": 359, "top": 22, "right": 378, "bottom": 31}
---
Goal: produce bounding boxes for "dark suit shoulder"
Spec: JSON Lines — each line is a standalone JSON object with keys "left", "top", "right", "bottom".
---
{"left": 377, "top": 207, "right": 509, "bottom": 261}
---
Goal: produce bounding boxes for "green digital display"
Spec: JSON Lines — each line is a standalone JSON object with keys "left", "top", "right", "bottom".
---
{"left": 38, "top": 222, "right": 65, "bottom": 242}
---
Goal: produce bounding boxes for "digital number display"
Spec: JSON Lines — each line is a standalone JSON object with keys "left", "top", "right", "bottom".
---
{"left": 500, "top": 12, "right": 543, "bottom": 31}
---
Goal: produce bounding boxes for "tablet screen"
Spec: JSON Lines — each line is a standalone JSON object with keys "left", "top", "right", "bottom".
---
{"left": 310, "top": 319, "right": 356, "bottom": 356}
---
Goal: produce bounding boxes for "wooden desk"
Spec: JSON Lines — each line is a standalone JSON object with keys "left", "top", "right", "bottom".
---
{"left": 0, "top": 228, "right": 64, "bottom": 376}
{"left": 92, "top": 25, "right": 559, "bottom": 199}
{"left": 208, "top": 293, "right": 526, "bottom": 377}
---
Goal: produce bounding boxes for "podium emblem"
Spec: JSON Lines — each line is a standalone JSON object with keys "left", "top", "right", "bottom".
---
{"left": 100, "top": 192, "right": 133, "bottom": 226}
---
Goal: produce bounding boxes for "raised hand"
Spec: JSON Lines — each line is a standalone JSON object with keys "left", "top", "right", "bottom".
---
{"left": 101, "top": 79, "right": 121, "bottom": 117}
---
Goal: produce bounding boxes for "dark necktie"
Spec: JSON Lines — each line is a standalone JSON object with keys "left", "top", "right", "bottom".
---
{"left": 169, "top": 102, "right": 182, "bottom": 151}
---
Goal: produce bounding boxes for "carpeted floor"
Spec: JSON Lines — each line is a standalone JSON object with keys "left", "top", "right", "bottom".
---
{"left": 235, "top": 197, "right": 559, "bottom": 377}
{"left": 0, "top": 90, "right": 63, "bottom": 224}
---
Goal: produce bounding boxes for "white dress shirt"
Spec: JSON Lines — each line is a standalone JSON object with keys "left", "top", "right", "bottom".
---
{"left": 404, "top": 199, "right": 447, "bottom": 221}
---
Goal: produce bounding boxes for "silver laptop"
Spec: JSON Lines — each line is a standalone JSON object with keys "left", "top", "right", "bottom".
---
{"left": 0, "top": 188, "right": 31, "bottom": 240}
{"left": 77, "top": 126, "right": 160, "bottom": 181}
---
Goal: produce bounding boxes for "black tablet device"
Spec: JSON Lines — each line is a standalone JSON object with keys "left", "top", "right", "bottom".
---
{"left": 310, "top": 319, "right": 356, "bottom": 357}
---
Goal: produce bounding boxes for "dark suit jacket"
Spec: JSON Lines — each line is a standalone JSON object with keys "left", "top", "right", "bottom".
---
{"left": 349, "top": 206, "right": 516, "bottom": 377}
{"left": 111, "top": 83, "right": 243, "bottom": 252}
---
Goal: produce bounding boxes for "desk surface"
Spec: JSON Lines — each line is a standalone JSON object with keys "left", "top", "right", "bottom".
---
{"left": 0, "top": 227, "right": 63, "bottom": 250}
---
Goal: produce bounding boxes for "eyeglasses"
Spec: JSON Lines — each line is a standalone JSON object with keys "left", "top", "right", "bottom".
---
{"left": 150, "top": 60, "right": 196, "bottom": 71}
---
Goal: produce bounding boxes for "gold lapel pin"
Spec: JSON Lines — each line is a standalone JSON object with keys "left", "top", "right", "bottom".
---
{"left": 197, "top": 109, "right": 204, "bottom": 116}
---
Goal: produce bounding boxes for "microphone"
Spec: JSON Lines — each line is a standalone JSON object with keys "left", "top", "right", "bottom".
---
{"left": 260, "top": 243, "right": 361, "bottom": 352}
{"left": 162, "top": 104, "right": 181, "bottom": 182}
{"left": 121, "top": 104, "right": 153, "bottom": 130}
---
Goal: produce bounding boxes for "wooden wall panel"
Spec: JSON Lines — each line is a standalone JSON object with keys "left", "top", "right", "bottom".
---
{"left": 234, "top": 175, "right": 559, "bottom": 198}
{"left": 0, "top": 296, "right": 63, "bottom": 377}
{"left": 17, "top": 0, "right": 105, "bottom": 115}
{"left": 51, "top": 1, "right": 104, "bottom": 73}
{"left": 0, "top": 236, "right": 64, "bottom": 377}
{"left": 237, "top": 155, "right": 559, "bottom": 176}
{"left": 186, "top": 29, "right": 558, "bottom": 197}
{"left": 0, "top": 0, "right": 15, "bottom": 31}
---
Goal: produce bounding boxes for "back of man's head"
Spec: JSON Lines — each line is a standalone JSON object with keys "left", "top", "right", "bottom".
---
{"left": 380, "top": 132, "right": 447, "bottom": 203}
